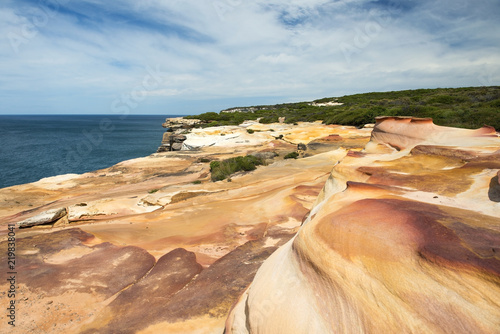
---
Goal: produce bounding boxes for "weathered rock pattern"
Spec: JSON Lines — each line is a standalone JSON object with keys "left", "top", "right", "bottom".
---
{"left": 368, "top": 116, "right": 498, "bottom": 151}
{"left": 0, "top": 121, "right": 369, "bottom": 333}
{"left": 162, "top": 117, "right": 201, "bottom": 130}
{"left": 3, "top": 116, "right": 497, "bottom": 333}
{"left": 225, "top": 117, "right": 500, "bottom": 334}
{"left": 17, "top": 207, "right": 68, "bottom": 228}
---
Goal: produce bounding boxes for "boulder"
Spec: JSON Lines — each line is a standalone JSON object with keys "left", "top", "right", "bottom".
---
{"left": 158, "top": 134, "right": 188, "bottom": 152}
{"left": 171, "top": 142, "right": 183, "bottom": 151}
{"left": 17, "top": 207, "right": 67, "bottom": 228}
{"left": 173, "top": 135, "right": 187, "bottom": 142}
{"left": 157, "top": 144, "right": 170, "bottom": 153}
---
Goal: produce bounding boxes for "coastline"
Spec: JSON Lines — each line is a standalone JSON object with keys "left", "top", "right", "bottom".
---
{"left": 0, "top": 114, "right": 171, "bottom": 189}
{"left": 1, "top": 116, "right": 499, "bottom": 333}
{"left": 0, "top": 119, "right": 371, "bottom": 333}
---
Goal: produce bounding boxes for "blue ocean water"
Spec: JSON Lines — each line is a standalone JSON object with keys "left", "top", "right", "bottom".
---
{"left": 0, "top": 115, "right": 179, "bottom": 189}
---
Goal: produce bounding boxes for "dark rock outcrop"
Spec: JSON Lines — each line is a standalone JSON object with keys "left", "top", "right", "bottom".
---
{"left": 157, "top": 133, "right": 188, "bottom": 152}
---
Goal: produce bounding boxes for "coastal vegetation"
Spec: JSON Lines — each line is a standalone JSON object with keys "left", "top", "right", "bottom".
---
{"left": 284, "top": 152, "right": 299, "bottom": 159}
{"left": 210, "top": 155, "right": 264, "bottom": 181}
{"left": 185, "top": 86, "right": 500, "bottom": 129}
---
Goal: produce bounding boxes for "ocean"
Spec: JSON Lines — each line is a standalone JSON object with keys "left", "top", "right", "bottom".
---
{"left": 0, "top": 115, "right": 179, "bottom": 189}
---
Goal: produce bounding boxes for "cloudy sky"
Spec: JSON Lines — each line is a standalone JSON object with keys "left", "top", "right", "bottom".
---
{"left": 1, "top": 0, "right": 499, "bottom": 115}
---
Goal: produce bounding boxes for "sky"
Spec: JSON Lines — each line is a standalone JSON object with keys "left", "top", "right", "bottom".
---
{"left": 0, "top": 0, "right": 499, "bottom": 115}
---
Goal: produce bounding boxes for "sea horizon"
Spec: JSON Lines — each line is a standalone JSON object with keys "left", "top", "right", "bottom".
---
{"left": 0, "top": 114, "right": 185, "bottom": 189}
{"left": 0, "top": 113, "right": 192, "bottom": 116}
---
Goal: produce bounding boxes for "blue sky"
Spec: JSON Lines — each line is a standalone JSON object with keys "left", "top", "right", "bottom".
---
{"left": 0, "top": 0, "right": 499, "bottom": 115}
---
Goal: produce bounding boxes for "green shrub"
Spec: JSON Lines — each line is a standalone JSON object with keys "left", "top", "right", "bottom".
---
{"left": 192, "top": 180, "right": 202, "bottom": 184}
{"left": 428, "top": 95, "right": 455, "bottom": 104}
{"left": 210, "top": 155, "right": 264, "bottom": 181}
{"left": 199, "top": 158, "right": 211, "bottom": 163}
{"left": 247, "top": 129, "right": 255, "bottom": 134}
{"left": 210, "top": 160, "right": 220, "bottom": 170}
{"left": 490, "top": 99, "right": 500, "bottom": 108}
{"left": 259, "top": 116, "right": 279, "bottom": 124}
{"left": 148, "top": 189, "right": 159, "bottom": 194}
{"left": 284, "top": 152, "right": 299, "bottom": 159}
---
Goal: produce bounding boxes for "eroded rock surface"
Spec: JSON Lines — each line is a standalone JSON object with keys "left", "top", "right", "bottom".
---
{"left": 4, "top": 117, "right": 497, "bottom": 333}
{"left": 0, "top": 121, "right": 369, "bottom": 333}
{"left": 226, "top": 117, "right": 500, "bottom": 334}
{"left": 17, "top": 207, "right": 67, "bottom": 228}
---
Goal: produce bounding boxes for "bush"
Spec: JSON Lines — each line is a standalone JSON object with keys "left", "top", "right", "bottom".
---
{"left": 428, "top": 95, "right": 455, "bottom": 104}
{"left": 148, "top": 189, "right": 159, "bottom": 194}
{"left": 490, "top": 99, "right": 500, "bottom": 108}
{"left": 284, "top": 152, "right": 299, "bottom": 159}
{"left": 259, "top": 116, "right": 279, "bottom": 124}
{"left": 187, "top": 86, "right": 499, "bottom": 130}
{"left": 192, "top": 180, "right": 202, "bottom": 184}
{"left": 210, "top": 155, "right": 264, "bottom": 181}
{"left": 247, "top": 129, "right": 255, "bottom": 134}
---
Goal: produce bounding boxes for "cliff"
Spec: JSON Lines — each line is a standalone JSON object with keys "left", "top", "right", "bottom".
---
{"left": 225, "top": 117, "right": 500, "bottom": 333}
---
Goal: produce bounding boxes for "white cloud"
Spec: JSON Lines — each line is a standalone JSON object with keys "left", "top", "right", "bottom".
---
{"left": 256, "top": 53, "right": 298, "bottom": 64}
{"left": 0, "top": 0, "right": 499, "bottom": 114}
{"left": 141, "top": 88, "right": 182, "bottom": 97}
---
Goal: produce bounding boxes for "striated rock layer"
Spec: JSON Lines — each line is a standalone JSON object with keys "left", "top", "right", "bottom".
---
{"left": 0, "top": 122, "right": 370, "bottom": 333}
{"left": 226, "top": 117, "right": 500, "bottom": 334}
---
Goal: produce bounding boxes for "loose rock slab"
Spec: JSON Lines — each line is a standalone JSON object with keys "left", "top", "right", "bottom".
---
{"left": 17, "top": 207, "right": 67, "bottom": 228}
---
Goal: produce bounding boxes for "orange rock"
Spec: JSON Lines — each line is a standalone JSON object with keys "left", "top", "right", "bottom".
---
{"left": 226, "top": 117, "right": 500, "bottom": 334}
{"left": 0, "top": 122, "right": 357, "bottom": 333}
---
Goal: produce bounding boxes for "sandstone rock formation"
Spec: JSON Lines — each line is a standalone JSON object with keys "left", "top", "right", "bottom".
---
{"left": 0, "top": 121, "right": 369, "bottom": 333}
{"left": 2, "top": 117, "right": 498, "bottom": 333}
{"left": 368, "top": 116, "right": 498, "bottom": 151}
{"left": 17, "top": 207, "right": 68, "bottom": 228}
{"left": 157, "top": 133, "right": 188, "bottom": 152}
{"left": 162, "top": 117, "right": 201, "bottom": 130}
{"left": 225, "top": 117, "right": 500, "bottom": 334}
{"left": 158, "top": 117, "right": 201, "bottom": 152}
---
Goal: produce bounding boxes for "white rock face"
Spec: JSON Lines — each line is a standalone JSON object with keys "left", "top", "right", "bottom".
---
{"left": 310, "top": 101, "right": 344, "bottom": 107}
{"left": 182, "top": 126, "right": 271, "bottom": 150}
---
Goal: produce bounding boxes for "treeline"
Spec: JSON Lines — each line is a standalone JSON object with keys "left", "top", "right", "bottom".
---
{"left": 185, "top": 86, "right": 500, "bottom": 129}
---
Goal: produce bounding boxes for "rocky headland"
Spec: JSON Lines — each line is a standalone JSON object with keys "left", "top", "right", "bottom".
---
{"left": 0, "top": 116, "right": 499, "bottom": 333}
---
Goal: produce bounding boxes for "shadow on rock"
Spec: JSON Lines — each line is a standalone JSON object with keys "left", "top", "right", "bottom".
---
{"left": 489, "top": 175, "right": 500, "bottom": 202}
